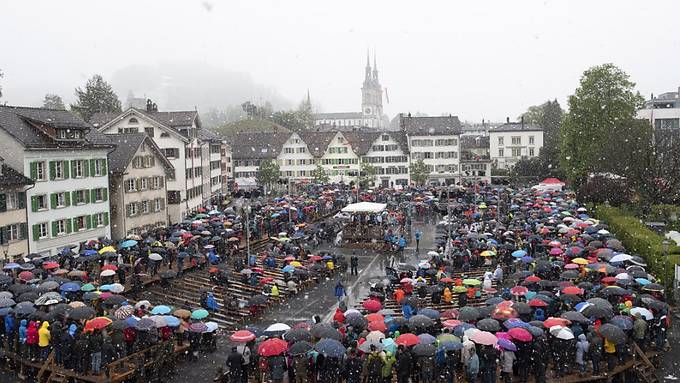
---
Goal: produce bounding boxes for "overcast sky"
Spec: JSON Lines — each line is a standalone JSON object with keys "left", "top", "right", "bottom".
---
{"left": 2, "top": 0, "right": 679, "bottom": 122}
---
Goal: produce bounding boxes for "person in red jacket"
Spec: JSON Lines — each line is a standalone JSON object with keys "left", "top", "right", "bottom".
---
{"left": 26, "top": 321, "right": 39, "bottom": 361}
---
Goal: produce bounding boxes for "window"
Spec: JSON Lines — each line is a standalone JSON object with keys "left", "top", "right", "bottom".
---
{"left": 3, "top": 192, "right": 20, "bottom": 210}
{"left": 74, "top": 216, "right": 87, "bottom": 231}
{"left": 155, "top": 199, "right": 162, "bottom": 212}
{"left": 118, "top": 127, "right": 138, "bottom": 134}
{"left": 141, "top": 200, "right": 150, "bottom": 214}
{"left": 140, "top": 177, "right": 148, "bottom": 190}
{"left": 286, "top": 159, "right": 294, "bottom": 166}
{"left": 143, "top": 156, "right": 154, "bottom": 168}
{"left": 56, "top": 192, "right": 66, "bottom": 208}
{"left": 144, "top": 127, "right": 154, "bottom": 137}
{"left": 385, "top": 144, "right": 398, "bottom": 151}
{"left": 498, "top": 137, "right": 504, "bottom": 146}
{"left": 529, "top": 148, "right": 535, "bottom": 156}
{"left": 337, "top": 136, "right": 345, "bottom": 143}
{"left": 152, "top": 176, "right": 162, "bottom": 189}
{"left": 284, "top": 148, "right": 294, "bottom": 154}
{"left": 411, "top": 139, "right": 433, "bottom": 147}
{"left": 498, "top": 148, "right": 504, "bottom": 157}
{"left": 74, "top": 190, "right": 87, "bottom": 204}
{"left": 125, "top": 179, "right": 137, "bottom": 192}
{"left": 529, "top": 136, "right": 535, "bottom": 145}
{"left": 160, "top": 132, "right": 170, "bottom": 138}
{"left": 511, "top": 148, "right": 522, "bottom": 157}
{"left": 435, "top": 139, "right": 457, "bottom": 146}
{"left": 372, "top": 145, "right": 385, "bottom": 152}
{"left": 56, "top": 129, "right": 82, "bottom": 139}
{"left": 297, "top": 147, "right": 306, "bottom": 153}
{"left": 0, "top": 224, "right": 24, "bottom": 243}
{"left": 164, "top": 148, "right": 179, "bottom": 159}
{"left": 93, "top": 159, "right": 105, "bottom": 176}
{"left": 128, "top": 203, "right": 138, "bottom": 217}
{"left": 655, "top": 118, "right": 680, "bottom": 130}
{"left": 56, "top": 220, "right": 67, "bottom": 236}
{"left": 36, "top": 194, "right": 47, "bottom": 210}
{"left": 511, "top": 136, "right": 521, "bottom": 145}
{"left": 54, "top": 161, "right": 65, "bottom": 179}
{"left": 94, "top": 188, "right": 104, "bottom": 202}
{"left": 38, "top": 223, "right": 48, "bottom": 239}
{"left": 93, "top": 213, "right": 105, "bottom": 227}
{"left": 73, "top": 160, "right": 85, "bottom": 178}
{"left": 128, "top": 118, "right": 139, "bottom": 124}
{"left": 382, "top": 134, "right": 390, "bottom": 141}
{"left": 35, "top": 161, "right": 46, "bottom": 181}
{"left": 132, "top": 157, "right": 143, "bottom": 168}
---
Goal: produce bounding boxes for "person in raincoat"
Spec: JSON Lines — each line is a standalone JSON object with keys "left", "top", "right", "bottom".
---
{"left": 401, "top": 303, "right": 414, "bottom": 321}
{"left": 500, "top": 348, "right": 515, "bottom": 383}
{"left": 466, "top": 348, "right": 479, "bottom": 383}
{"left": 51, "top": 322, "right": 63, "bottom": 365}
{"left": 267, "top": 354, "right": 287, "bottom": 383}
{"left": 443, "top": 287, "right": 452, "bottom": 304}
{"left": 270, "top": 284, "right": 280, "bottom": 299}
{"left": 381, "top": 350, "right": 396, "bottom": 383}
{"left": 343, "top": 349, "right": 364, "bottom": 383}
{"left": 334, "top": 281, "right": 346, "bottom": 303}
{"left": 575, "top": 334, "right": 590, "bottom": 376}
{"left": 26, "top": 321, "right": 39, "bottom": 360}
{"left": 482, "top": 273, "right": 492, "bottom": 291}
{"left": 18, "top": 319, "right": 28, "bottom": 357}
{"left": 226, "top": 346, "right": 244, "bottom": 383}
{"left": 633, "top": 313, "right": 648, "bottom": 351}
{"left": 205, "top": 292, "right": 219, "bottom": 311}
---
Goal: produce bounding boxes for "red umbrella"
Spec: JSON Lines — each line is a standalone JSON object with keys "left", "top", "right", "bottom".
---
{"left": 368, "top": 320, "right": 387, "bottom": 332}
{"left": 258, "top": 338, "right": 288, "bottom": 356}
{"left": 561, "top": 286, "right": 582, "bottom": 295}
{"left": 365, "top": 313, "right": 384, "bottom": 322}
{"left": 284, "top": 256, "right": 296, "bottom": 262}
{"left": 544, "top": 317, "right": 571, "bottom": 328}
{"left": 441, "top": 309, "right": 459, "bottom": 319}
{"left": 42, "top": 262, "right": 59, "bottom": 270}
{"left": 525, "top": 276, "right": 541, "bottom": 283}
{"left": 395, "top": 333, "right": 420, "bottom": 346}
{"left": 230, "top": 330, "right": 256, "bottom": 343}
{"left": 528, "top": 299, "right": 548, "bottom": 307}
{"left": 308, "top": 255, "right": 322, "bottom": 262}
{"left": 440, "top": 277, "right": 453, "bottom": 283}
{"left": 101, "top": 264, "right": 118, "bottom": 271}
{"left": 19, "top": 271, "right": 33, "bottom": 281}
{"left": 492, "top": 306, "right": 518, "bottom": 320}
{"left": 507, "top": 327, "right": 533, "bottom": 342}
{"left": 443, "top": 319, "right": 462, "bottom": 329}
{"left": 362, "top": 299, "right": 382, "bottom": 312}
{"left": 259, "top": 277, "right": 274, "bottom": 285}
{"left": 84, "top": 317, "right": 112, "bottom": 332}
{"left": 601, "top": 276, "right": 616, "bottom": 284}
{"left": 510, "top": 286, "right": 528, "bottom": 296}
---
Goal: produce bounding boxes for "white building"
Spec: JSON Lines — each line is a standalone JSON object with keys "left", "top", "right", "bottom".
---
{"left": 638, "top": 88, "right": 680, "bottom": 147}
{"left": 277, "top": 132, "right": 319, "bottom": 183}
{"left": 460, "top": 135, "right": 491, "bottom": 184}
{"left": 401, "top": 114, "right": 462, "bottom": 186}
{"left": 0, "top": 106, "right": 112, "bottom": 256}
{"left": 316, "top": 132, "right": 360, "bottom": 183}
{"left": 489, "top": 120, "right": 543, "bottom": 170}
{"left": 92, "top": 103, "right": 206, "bottom": 222}
{"left": 347, "top": 131, "right": 409, "bottom": 188}
{"left": 230, "top": 132, "right": 292, "bottom": 190}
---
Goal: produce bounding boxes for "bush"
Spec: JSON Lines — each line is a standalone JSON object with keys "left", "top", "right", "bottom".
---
{"left": 595, "top": 205, "right": 680, "bottom": 292}
{"left": 649, "top": 204, "right": 680, "bottom": 232}
{"left": 577, "top": 176, "right": 633, "bottom": 206}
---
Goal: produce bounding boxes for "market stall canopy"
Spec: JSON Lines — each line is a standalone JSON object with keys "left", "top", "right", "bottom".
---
{"left": 341, "top": 202, "right": 387, "bottom": 214}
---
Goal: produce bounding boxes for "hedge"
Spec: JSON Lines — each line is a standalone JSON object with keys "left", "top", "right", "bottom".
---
{"left": 594, "top": 205, "right": 680, "bottom": 291}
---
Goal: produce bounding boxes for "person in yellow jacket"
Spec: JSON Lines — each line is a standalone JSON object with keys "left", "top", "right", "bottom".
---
{"left": 38, "top": 321, "right": 51, "bottom": 360}
{"left": 604, "top": 337, "right": 617, "bottom": 371}
{"left": 271, "top": 284, "right": 280, "bottom": 299}
{"left": 443, "top": 287, "right": 452, "bottom": 304}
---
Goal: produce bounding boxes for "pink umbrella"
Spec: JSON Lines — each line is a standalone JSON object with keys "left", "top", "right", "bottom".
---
{"left": 230, "top": 330, "right": 256, "bottom": 342}
{"left": 507, "top": 327, "right": 533, "bottom": 342}
{"left": 368, "top": 320, "right": 387, "bottom": 332}
{"left": 362, "top": 299, "right": 382, "bottom": 312}
{"left": 549, "top": 247, "right": 563, "bottom": 255}
{"left": 395, "top": 333, "right": 420, "bottom": 346}
{"left": 495, "top": 331, "right": 511, "bottom": 340}
{"left": 443, "top": 319, "right": 462, "bottom": 329}
{"left": 510, "top": 286, "right": 528, "bottom": 296}
{"left": 564, "top": 263, "right": 579, "bottom": 270}
{"left": 470, "top": 331, "right": 497, "bottom": 346}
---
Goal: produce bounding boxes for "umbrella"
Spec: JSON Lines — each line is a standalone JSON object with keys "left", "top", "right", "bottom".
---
{"left": 418, "top": 308, "right": 440, "bottom": 320}
{"left": 477, "top": 318, "right": 501, "bottom": 332}
{"left": 528, "top": 299, "right": 548, "bottom": 307}
{"left": 630, "top": 307, "right": 653, "bottom": 320}
{"left": 358, "top": 340, "right": 384, "bottom": 353}
{"left": 311, "top": 324, "right": 342, "bottom": 340}
{"left": 189, "top": 322, "right": 208, "bottom": 333}
{"left": 526, "top": 326, "right": 544, "bottom": 337}
{"left": 149, "top": 253, "right": 163, "bottom": 261}
{"left": 35, "top": 292, "right": 63, "bottom": 306}
{"left": 412, "top": 343, "right": 436, "bottom": 356}
{"left": 265, "top": 323, "right": 291, "bottom": 335}
{"left": 610, "top": 315, "right": 634, "bottom": 330}
{"left": 14, "top": 302, "right": 36, "bottom": 316}
{"left": 504, "top": 318, "right": 530, "bottom": 329}
{"left": 396, "top": 333, "right": 420, "bottom": 346}
{"left": 119, "top": 239, "right": 138, "bottom": 249}
{"left": 0, "top": 298, "right": 16, "bottom": 308}
{"left": 284, "top": 328, "right": 312, "bottom": 343}
{"left": 507, "top": 328, "right": 532, "bottom": 342}
{"left": 497, "top": 338, "right": 517, "bottom": 351}
{"left": 513, "top": 302, "right": 532, "bottom": 315}
{"left": 362, "top": 299, "right": 382, "bottom": 312}
{"left": 492, "top": 306, "right": 518, "bottom": 320}
{"left": 314, "top": 338, "right": 346, "bottom": 357}
{"left": 289, "top": 341, "right": 313, "bottom": 355}
{"left": 560, "top": 311, "right": 589, "bottom": 324}
{"left": 438, "top": 341, "right": 464, "bottom": 351}
{"left": 345, "top": 315, "right": 367, "bottom": 329}
{"left": 368, "top": 320, "right": 387, "bottom": 332}
{"left": 84, "top": 317, "right": 112, "bottom": 332}
{"left": 173, "top": 309, "right": 191, "bottom": 319}
{"left": 109, "top": 283, "right": 125, "bottom": 293}
{"left": 191, "top": 309, "right": 209, "bottom": 320}
{"left": 151, "top": 305, "right": 172, "bottom": 315}
{"left": 114, "top": 305, "right": 134, "bottom": 319}
{"left": 544, "top": 317, "right": 571, "bottom": 328}
{"left": 68, "top": 306, "right": 96, "bottom": 320}
{"left": 80, "top": 283, "right": 96, "bottom": 292}
{"left": 409, "top": 315, "right": 434, "bottom": 328}
{"left": 366, "top": 331, "right": 386, "bottom": 342}
{"left": 110, "top": 320, "right": 130, "bottom": 330}
{"left": 103, "top": 295, "right": 126, "bottom": 306}
{"left": 510, "top": 286, "right": 528, "bottom": 296}
{"left": 417, "top": 333, "right": 436, "bottom": 345}
{"left": 470, "top": 331, "right": 497, "bottom": 345}
{"left": 132, "top": 318, "right": 153, "bottom": 331}
{"left": 19, "top": 271, "right": 34, "bottom": 281}
{"left": 554, "top": 327, "right": 575, "bottom": 340}
{"left": 458, "top": 307, "right": 480, "bottom": 321}
{"left": 60, "top": 282, "right": 81, "bottom": 292}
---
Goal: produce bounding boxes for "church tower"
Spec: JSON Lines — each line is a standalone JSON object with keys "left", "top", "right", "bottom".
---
{"left": 361, "top": 50, "right": 383, "bottom": 129}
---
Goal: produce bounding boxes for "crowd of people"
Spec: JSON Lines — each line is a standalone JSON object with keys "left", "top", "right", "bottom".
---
{"left": 217, "top": 184, "right": 671, "bottom": 383}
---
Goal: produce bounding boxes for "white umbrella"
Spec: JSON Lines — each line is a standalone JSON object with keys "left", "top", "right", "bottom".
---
{"left": 109, "top": 283, "right": 125, "bottom": 293}
{"left": 615, "top": 273, "right": 630, "bottom": 280}
{"left": 610, "top": 254, "right": 632, "bottom": 263}
{"left": 366, "top": 331, "right": 386, "bottom": 342}
{"left": 100, "top": 270, "right": 116, "bottom": 277}
{"left": 149, "top": 253, "right": 163, "bottom": 261}
{"left": 265, "top": 323, "right": 291, "bottom": 333}
{"left": 555, "top": 328, "right": 575, "bottom": 340}
{"left": 630, "top": 307, "right": 653, "bottom": 320}
{"left": 597, "top": 229, "right": 611, "bottom": 236}
{"left": 134, "top": 300, "right": 151, "bottom": 309}
{"left": 204, "top": 321, "right": 219, "bottom": 333}
{"left": 344, "top": 309, "right": 361, "bottom": 317}
{"left": 427, "top": 251, "right": 439, "bottom": 257}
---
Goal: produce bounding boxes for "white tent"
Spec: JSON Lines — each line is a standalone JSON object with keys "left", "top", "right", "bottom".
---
{"left": 341, "top": 202, "right": 387, "bottom": 214}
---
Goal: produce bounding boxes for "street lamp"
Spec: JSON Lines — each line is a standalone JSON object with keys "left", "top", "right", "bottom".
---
{"left": 662, "top": 240, "right": 670, "bottom": 297}
{"left": 237, "top": 200, "right": 252, "bottom": 265}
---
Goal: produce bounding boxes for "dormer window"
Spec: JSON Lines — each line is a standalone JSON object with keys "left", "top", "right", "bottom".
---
{"left": 128, "top": 118, "right": 139, "bottom": 124}
{"left": 56, "top": 129, "right": 83, "bottom": 140}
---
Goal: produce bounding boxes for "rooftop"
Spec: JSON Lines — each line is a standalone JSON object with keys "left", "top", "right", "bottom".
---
{"left": 0, "top": 163, "right": 33, "bottom": 187}
{"left": 226, "top": 132, "right": 292, "bottom": 159}
{"left": 489, "top": 122, "right": 542, "bottom": 133}
{"left": 400, "top": 114, "right": 462, "bottom": 136}
{"left": 106, "top": 133, "right": 174, "bottom": 174}
{"left": 314, "top": 112, "right": 363, "bottom": 120}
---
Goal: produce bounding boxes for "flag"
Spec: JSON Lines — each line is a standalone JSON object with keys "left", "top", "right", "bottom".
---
{"left": 384, "top": 87, "right": 390, "bottom": 103}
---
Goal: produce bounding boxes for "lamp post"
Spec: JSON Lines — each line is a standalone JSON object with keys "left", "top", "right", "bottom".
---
{"left": 662, "top": 240, "right": 670, "bottom": 297}
{"left": 237, "top": 200, "right": 252, "bottom": 265}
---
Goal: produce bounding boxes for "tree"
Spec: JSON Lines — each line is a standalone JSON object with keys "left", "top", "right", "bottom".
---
{"left": 70, "top": 75, "right": 122, "bottom": 121}
{"left": 560, "top": 64, "right": 645, "bottom": 188}
{"left": 520, "top": 99, "right": 564, "bottom": 177}
{"left": 312, "top": 164, "right": 329, "bottom": 184}
{"left": 256, "top": 158, "right": 280, "bottom": 194}
{"left": 358, "top": 163, "right": 378, "bottom": 188}
{"left": 0, "top": 69, "right": 3, "bottom": 99}
{"left": 409, "top": 159, "right": 430, "bottom": 186}
{"left": 42, "top": 94, "right": 65, "bottom": 110}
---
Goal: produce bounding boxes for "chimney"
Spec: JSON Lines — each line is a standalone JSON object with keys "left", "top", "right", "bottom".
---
{"left": 521, "top": 116, "right": 524, "bottom": 127}
{"left": 506, "top": 117, "right": 510, "bottom": 123}
{"left": 146, "top": 99, "right": 153, "bottom": 112}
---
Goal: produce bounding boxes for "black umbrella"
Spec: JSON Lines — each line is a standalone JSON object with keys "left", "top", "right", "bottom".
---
{"left": 598, "top": 323, "right": 626, "bottom": 345}
{"left": 0, "top": 298, "right": 15, "bottom": 308}
{"left": 284, "top": 328, "right": 312, "bottom": 343}
{"left": 458, "top": 306, "right": 480, "bottom": 322}
{"left": 345, "top": 315, "right": 368, "bottom": 329}
{"left": 389, "top": 317, "right": 407, "bottom": 326}
{"left": 560, "top": 311, "right": 589, "bottom": 324}
{"left": 582, "top": 305, "right": 611, "bottom": 319}
{"left": 103, "top": 295, "right": 126, "bottom": 306}
{"left": 82, "top": 292, "right": 100, "bottom": 301}
{"left": 586, "top": 298, "right": 613, "bottom": 309}
{"left": 560, "top": 270, "right": 579, "bottom": 280}
{"left": 135, "top": 318, "right": 155, "bottom": 331}
{"left": 599, "top": 288, "right": 629, "bottom": 297}
{"left": 68, "top": 306, "right": 96, "bottom": 320}
{"left": 485, "top": 297, "right": 504, "bottom": 306}
{"left": 412, "top": 343, "right": 436, "bottom": 356}
{"left": 289, "top": 341, "right": 313, "bottom": 355}
{"left": 513, "top": 302, "right": 532, "bottom": 315}
{"left": 13, "top": 301, "right": 36, "bottom": 316}
{"left": 642, "top": 283, "right": 664, "bottom": 292}
{"left": 9, "top": 284, "right": 32, "bottom": 295}
{"left": 477, "top": 318, "right": 501, "bottom": 332}
{"left": 559, "top": 294, "right": 582, "bottom": 303}
{"left": 111, "top": 320, "right": 130, "bottom": 331}
{"left": 310, "top": 324, "right": 342, "bottom": 340}
{"left": 409, "top": 315, "right": 434, "bottom": 329}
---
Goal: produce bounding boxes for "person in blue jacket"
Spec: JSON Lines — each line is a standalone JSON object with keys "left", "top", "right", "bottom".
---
{"left": 334, "top": 281, "right": 346, "bottom": 302}
{"left": 4, "top": 313, "right": 15, "bottom": 351}
{"left": 18, "top": 319, "right": 28, "bottom": 356}
{"left": 402, "top": 303, "right": 414, "bottom": 320}
{"left": 205, "top": 292, "right": 219, "bottom": 311}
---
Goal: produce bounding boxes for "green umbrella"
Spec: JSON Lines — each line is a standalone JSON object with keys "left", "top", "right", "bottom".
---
{"left": 463, "top": 279, "right": 481, "bottom": 286}
{"left": 436, "top": 334, "right": 461, "bottom": 344}
{"left": 80, "top": 283, "right": 96, "bottom": 292}
{"left": 191, "top": 309, "right": 209, "bottom": 320}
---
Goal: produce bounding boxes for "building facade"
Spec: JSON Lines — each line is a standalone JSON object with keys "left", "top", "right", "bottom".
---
{"left": 0, "top": 106, "right": 112, "bottom": 256}
{"left": 489, "top": 121, "right": 543, "bottom": 170}
{"left": 92, "top": 103, "right": 206, "bottom": 222}
{"left": 401, "top": 114, "right": 462, "bottom": 186}
{"left": 348, "top": 132, "right": 409, "bottom": 188}
{"left": 460, "top": 135, "right": 491, "bottom": 184}
{"left": 0, "top": 160, "right": 32, "bottom": 261}
{"left": 638, "top": 88, "right": 680, "bottom": 149}
{"left": 107, "top": 134, "right": 174, "bottom": 240}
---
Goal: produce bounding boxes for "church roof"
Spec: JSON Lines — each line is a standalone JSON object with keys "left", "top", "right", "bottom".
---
{"left": 400, "top": 115, "right": 462, "bottom": 136}
{"left": 314, "top": 112, "right": 363, "bottom": 120}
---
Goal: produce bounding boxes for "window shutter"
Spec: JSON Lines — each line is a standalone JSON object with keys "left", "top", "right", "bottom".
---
{"left": 86, "top": 215, "right": 92, "bottom": 229}
{"left": 31, "top": 196, "right": 38, "bottom": 212}
{"left": 90, "top": 189, "right": 97, "bottom": 203}
{"left": 32, "top": 224, "right": 40, "bottom": 241}
{"left": 101, "top": 159, "right": 107, "bottom": 175}
{"left": 150, "top": 156, "right": 155, "bottom": 167}
{"left": 18, "top": 192, "right": 25, "bottom": 209}
{"left": 126, "top": 204, "right": 131, "bottom": 217}
{"left": 65, "top": 219, "right": 72, "bottom": 234}
{"left": 63, "top": 161, "right": 70, "bottom": 179}
{"left": 50, "top": 193, "right": 57, "bottom": 209}
{"left": 103, "top": 212, "right": 109, "bottom": 225}
{"left": 20, "top": 223, "right": 27, "bottom": 240}
{"left": 0, "top": 194, "right": 6, "bottom": 213}
{"left": 52, "top": 221, "right": 58, "bottom": 237}
{"left": 84, "top": 189, "right": 90, "bottom": 204}
{"left": 49, "top": 161, "right": 56, "bottom": 180}
{"left": 102, "top": 188, "right": 108, "bottom": 201}
{"left": 159, "top": 177, "right": 164, "bottom": 188}
{"left": 64, "top": 192, "right": 70, "bottom": 207}
{"left": 72, "top": 191, "right": 77, "bottom": 205}
{"left": 160, "top": 198, "right": 165, "bottom": 211}
{"left": 89, "top": 159, "right": 96, "bottom": 175}
{"left": 30, "top": 162, "right": 37, "bottom": 180}
{"left": 71, "top": 160, "right": 77, "bottom": 178}
{"left": 83, "top": 160, "right": 90, "bottom": 177}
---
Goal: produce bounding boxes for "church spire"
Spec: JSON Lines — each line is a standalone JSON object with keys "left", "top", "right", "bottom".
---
{"left": 372, "top": 51, "right": 379, "bottom": 82}
{"left": 365, "top": 49, "right": 372, "bottom": 81}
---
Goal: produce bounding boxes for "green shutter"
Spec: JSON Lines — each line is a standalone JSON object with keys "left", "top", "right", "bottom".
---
{"left": 86, "top": 215, "right": 92, "bottom": 229}
{"left": 66, "top": 219, "right": 72, "bottom": 234}
{"left": 84, "top": 189, "right": 90, "bottom": 204}
{"left": 102, "top": 188, "right": 108, "bottom": 201}
{"left": 18, "top": 192, "right": 25, "bottom": 209}
{"left": 71, "top": 160, "right": 77, "bottom": 178}
{"left": 90, "top": 189, "right": 97, "bottom": 203}
{"left": 32, "top": 224, "right": 40, "bottom": 241}
{"left": 63, "top": 161, "right": 69, "bottom": 179}
{"left": 101, "top": 159, "right": 107, "bottom": 175}
{"left": 64, "top": 192, "right": 70, "bottom": 207}
{"left": 89, "top": 159, "right": 96, "bottom": 176}
{"left": 50, "top": 193, "right": 57, "bottom": 209}
{"left": 71, "top": 191, "right": 77, "bottom": 205}
{"left": 83, "top": 160, "right": 90, "bottom": 177}
{"left": 51, "top": 221, "right": 58, "bottom": 237}
{"left": 103, "top": 212, "right": 109, "bottom": 225}
{"left": 20, "top": 223, "right": 27, "bottom": 240}
{"left": 30, "top": 162, "right": 37, "bottom": 180}
{"left": 49, "top": 161, "right": 56, "bottom": 180}
{"left": 31, "top": 196, "right": 38, "bottom": 212}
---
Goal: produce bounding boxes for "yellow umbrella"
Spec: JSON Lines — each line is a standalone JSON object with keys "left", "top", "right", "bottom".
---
{"left": 289, "top": 261, "right": 303, "bottom": 267}
{"left": 571, "top": 257, "right": 589, "bottom": 265}
{"left": 480, "top": 250, "right": 496, "bottom": 257}
{"left": 99, "top": 246, "right": 115, "bottom": 254}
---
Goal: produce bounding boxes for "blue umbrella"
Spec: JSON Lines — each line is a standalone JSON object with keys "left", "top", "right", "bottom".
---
{"left": 521, "top": 256, "right": 534, "bottom": 263}
{"left": 162, "top": 315, "right": 181, "bottom": 327}
{"left": 497, "top": 338, "right": 517, "bottom": 351}
{"left": 382, "top": 338, "right": 398, "bottom": 354}
{"left": 3, "top": 263, "right": 21, "bottom": 270}
{"left": 281, "top": 265, "right": 295, "bottom": 273}
{"left": 504, "top": 318, "right": 531, "bottom": 329}
{"left": 438, "top": 341, "right": 463, "bottom": 351}
{"left": 635, "top": 278, "right": 651, "bottom": 286}
{"left": 0, "top": 307, "right": 13, "bottom": 316}
{"left": 82, "top": 249, "right": 98, "bottom": 256}
{"left": 452, "top": 323, "right": 476, "bottom": 337}
{"left": 99, "top": 284, "right": 113, "bottom": 291}
{"left": 60, "top": 282, "right": 81, "bottom": 292}
{"left": 191, "top": 309, "right": 209, "bottom": 320}
{"left": 151, "top": 305, "right": 172, "bottom": 315}
{"left": 119, "top": 240, "right": 138, "bottom": 249}
{"left": 417, "top": 333, "right": 436, "bottom": 345}
{"left": 314, "top": 338, "right": 346, "bottom": 357}
{"left": 610, "top": 315, "right": 633, "bottom": 330}
{"left": 418, "top": 308, "right": 440, "bottom": 320}
{"left": 512, "top": 250, "right": 528, "bottom": 258}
